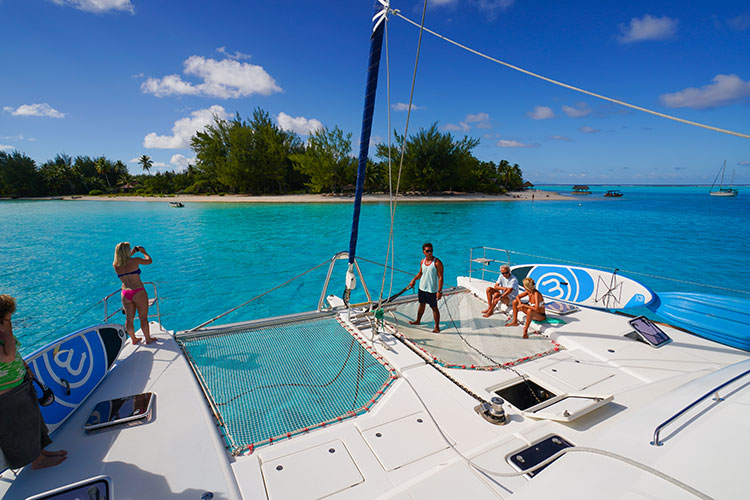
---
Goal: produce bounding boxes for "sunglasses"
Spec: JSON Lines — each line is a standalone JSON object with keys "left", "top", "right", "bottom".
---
{"left": 423, "top": 249, "right": 433, "bottom": 253}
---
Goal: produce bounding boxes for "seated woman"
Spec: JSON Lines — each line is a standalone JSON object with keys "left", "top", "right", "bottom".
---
{"left": 0, "top": 295, "right": 67, "bottom": 470}
{"left": 506, "top": 277, "right": 546, "bottom": 339}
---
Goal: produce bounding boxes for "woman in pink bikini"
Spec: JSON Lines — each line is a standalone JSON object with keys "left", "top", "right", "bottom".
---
{"left": 113, "top": 242, "right": 155, "bottom": 344}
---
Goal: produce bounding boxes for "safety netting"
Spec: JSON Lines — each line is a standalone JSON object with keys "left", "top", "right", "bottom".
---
{"left": 387, "top": 290, "right": 562, "bottom": 369}
{"left": 177, "top": 316, "right": 397, "bottom": 454}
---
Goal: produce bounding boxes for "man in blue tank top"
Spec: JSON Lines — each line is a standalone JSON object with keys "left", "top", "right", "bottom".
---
{"left": 407, "top": 243, "right": 444, "bottom": 333}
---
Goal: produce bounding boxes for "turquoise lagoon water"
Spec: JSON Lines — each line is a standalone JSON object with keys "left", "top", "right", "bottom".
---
{"left": 2, "top": 185, "right": 749, "bottom": 355}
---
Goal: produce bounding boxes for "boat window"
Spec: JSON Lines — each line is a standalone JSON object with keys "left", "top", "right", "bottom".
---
{"left": 495, "top": 379, "right": 556, "bottom": 410}
{"left": 507, "top": 435, "right": 574, "bottom": 478}
{"left": 26, "top": 476, "right": 111, "bottom": 500}
{"left": 627, "top": 316, "right": 672, "bottom": 347}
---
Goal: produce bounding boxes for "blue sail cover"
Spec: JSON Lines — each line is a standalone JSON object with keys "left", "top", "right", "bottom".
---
{"left": 348, "top": 1, "right": 387, "bottom": 265}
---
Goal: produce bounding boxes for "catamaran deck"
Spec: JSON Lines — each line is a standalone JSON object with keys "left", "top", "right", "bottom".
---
{"left": 2, "top": 279, "right": 748, "bottom": 499}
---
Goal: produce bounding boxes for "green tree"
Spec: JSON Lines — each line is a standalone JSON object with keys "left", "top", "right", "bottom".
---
{"left": 0, "top": 151, "right": 43, "bottom": 196}
{"left": 376, "top": 123, "right": 479, "bottom": 192}
{"left": 290, "top": 126, "right": 354, "bottom": 193}
{"left": 138, "top": 155, "right": 153, "bottom": 174}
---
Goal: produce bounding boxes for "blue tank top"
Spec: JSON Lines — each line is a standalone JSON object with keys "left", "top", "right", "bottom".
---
{"left": 419, "top": 259, "right": 439, "bottom": 293}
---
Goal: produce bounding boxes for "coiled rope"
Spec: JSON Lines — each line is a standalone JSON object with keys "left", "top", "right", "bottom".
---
{"left": 394, "top": 11, "right": 749, "bottom": 140}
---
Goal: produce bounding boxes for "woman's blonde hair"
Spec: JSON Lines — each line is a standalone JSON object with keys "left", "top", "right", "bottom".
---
{"left": 522, "top": 277, "right": 536, "bottom": 291}
{"left": 113, "top": 242, "right": 131, "bottom": 267}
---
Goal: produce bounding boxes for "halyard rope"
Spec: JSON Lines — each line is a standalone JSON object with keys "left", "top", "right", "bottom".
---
{"left": 394, "top": 11, "right": 749, "bottom": 140}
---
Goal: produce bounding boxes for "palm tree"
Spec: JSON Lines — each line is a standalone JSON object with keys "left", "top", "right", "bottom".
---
{"left": 95, "top": 157, "right": 111, "bottom": 188}
{"left": 138, "top": 154, "right": 153, "bottom": 174}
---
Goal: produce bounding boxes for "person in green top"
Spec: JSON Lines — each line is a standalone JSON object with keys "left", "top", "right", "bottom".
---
{"left": 0, "top": 294, "right": 67, "bottom": 469}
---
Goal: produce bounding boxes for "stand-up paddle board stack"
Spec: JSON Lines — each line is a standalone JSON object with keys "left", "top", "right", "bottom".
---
{"left": 511, "top": 264, "right": 655, "bottom": 310}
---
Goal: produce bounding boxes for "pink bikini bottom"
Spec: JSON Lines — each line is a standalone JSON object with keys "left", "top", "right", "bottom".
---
{"left": 122, "top": 287, "right": 145, "bottom": 301}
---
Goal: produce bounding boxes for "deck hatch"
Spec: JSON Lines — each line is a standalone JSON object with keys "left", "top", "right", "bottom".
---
{"left": 177, "top": 316, "right": 397, "bottom": 454}
{"left": 507, "top": 435, "right": 574, "bottom": 478}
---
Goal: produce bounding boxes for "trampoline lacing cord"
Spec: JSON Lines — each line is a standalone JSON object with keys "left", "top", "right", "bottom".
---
{"left": 507, "top": 250, "right": 750, "bottom": 296}
{"left": 399, "top": 374, "right": 714, "bottom": 500}
{"left": 188, "top": 258, "right": 331, "bottom": 331}
{"left": 440, "top": 293, "right": 543, "bottom": 404}
{"left": 211, "top": 333, "right": 377, "bottom": 408}
{"left": 394, "top": 11, "right": 748, "bottom": 141}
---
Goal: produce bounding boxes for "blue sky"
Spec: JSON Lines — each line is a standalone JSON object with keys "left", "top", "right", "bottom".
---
{"left": 1, "top": 0, "right": 749, "bottom": 184}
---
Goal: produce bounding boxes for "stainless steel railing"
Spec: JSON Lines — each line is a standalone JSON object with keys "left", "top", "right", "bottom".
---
{"left": 651, "top": 367, "right": 750, "bottom": 446}
{"left": 468, "top": 246, "right": 511, "bottom": 281}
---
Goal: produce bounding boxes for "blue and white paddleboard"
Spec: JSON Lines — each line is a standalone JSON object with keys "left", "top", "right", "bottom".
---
{"left": 25, "top": 323, "right": 127, "bottom": 434}
{"left": 511, "top": 264, "right": 655, "bottom": 310}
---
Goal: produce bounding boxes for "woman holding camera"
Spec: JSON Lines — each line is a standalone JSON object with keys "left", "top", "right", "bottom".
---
{"left": 113, "top": 242, "right": 155, "bottom": 344}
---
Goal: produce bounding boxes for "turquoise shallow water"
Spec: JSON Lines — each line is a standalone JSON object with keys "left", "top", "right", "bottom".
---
{"left": 2, "top": 186, "right": 749, "bottom": 354}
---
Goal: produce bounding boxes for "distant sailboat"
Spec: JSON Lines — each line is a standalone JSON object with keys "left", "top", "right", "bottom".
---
{"left": 709, "top": 160, "right": 739, "bottom": 197}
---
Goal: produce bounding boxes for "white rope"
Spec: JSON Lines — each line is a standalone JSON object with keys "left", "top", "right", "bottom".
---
{"left": 394, "top": 12, "right": 749, "bottom": 140}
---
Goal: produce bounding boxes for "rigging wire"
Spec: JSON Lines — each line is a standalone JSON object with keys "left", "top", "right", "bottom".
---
{"left": 187, "top": 258, "right": 331, "bottom": 331}
{"left": 377, "top": 0, "right": 429, "bottom": 308}
{"left": 394, "top": 11, "right": 749, "bottom": 140}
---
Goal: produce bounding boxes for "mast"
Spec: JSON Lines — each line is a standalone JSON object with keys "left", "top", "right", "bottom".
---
{"left": 344, "top": 0, "right": 388, "bottom": 300}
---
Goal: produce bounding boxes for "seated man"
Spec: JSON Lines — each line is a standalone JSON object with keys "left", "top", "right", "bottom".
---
{"left": 481, "top": 265, "right": 519, "bottom": 317}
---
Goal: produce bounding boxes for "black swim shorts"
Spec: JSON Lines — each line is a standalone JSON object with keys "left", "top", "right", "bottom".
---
{"left": 418, "top": 289, "right": 438, "bottom": 308}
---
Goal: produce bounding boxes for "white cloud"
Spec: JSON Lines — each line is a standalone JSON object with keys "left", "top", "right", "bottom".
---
{"left": 276, "top": 112, "right": 323, "bottom": 136}
{"left": 464, "top": 112, "right": 492, "bottom": 128}
{"left": 445, "top": 112, "right": 491, "bottom": 131}
{"left": 444, "top": 122, "right": 470, "bottom": 132}
{"left": 738, "top": 160, "right": 750, "bottom": 166}
{"left": 391, "top": 102, "right": 424, "bottom": 111}
{"left": 549, "top": 135, "right": 572, "bottom": 141}
{"left": 618, "top": 14, "right": 678, "bottom": 44}
{"left": 0, "top": 145, "right": 13, "bottom": 151}
{"left": 3, "top": 103, "right": 64, "bottom": 118}
{"left": 727, "top": 14, "right": 750, "bottom": 31}
{"left": 562, "top": 102, "right": 591, "bottom": 118}
{"left": 51, "top": 0, "right": 134, "bottom": 14}
{"left": 429, "top": 0, "right": 457, "bottom": 6}
{"left": 527, "top": 106, "right": 554, "bottom": 120}
{"left": 579, "top": 126, "right": 600, "bottom": 133}
{"left": 659, "top": 74, "right": 750, "bottom": 109}
{"left": 496, "top": 139, "right": 533, "bottom": 148}
{"left": 170, "top": 154, "right": 194, "bottom": 171}
{"left": 473, "top": 0, "right": 515, "bottom": 20}
{"left": 142, "top": 56, "right": 281, "bottom": 99}
{"left": 216, "top": 47, "right": 251, "bottom": 60}
{"left": 143, "top": 105, "right": 230, "bottom": 149}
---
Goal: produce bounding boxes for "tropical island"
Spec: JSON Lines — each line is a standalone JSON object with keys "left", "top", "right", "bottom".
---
{"left": 0, "top": 108, "right": 532, "bottom": 199}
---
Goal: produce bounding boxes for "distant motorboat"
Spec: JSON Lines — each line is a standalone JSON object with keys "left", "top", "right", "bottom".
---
{"left": 604, "top": 190, "right": 623, "bottom": 197}
{"left": 710, "top": 160, "right": 738, "bottom": 197}
{"left": 169, "top": 201, "right": 185, "bottom": 207}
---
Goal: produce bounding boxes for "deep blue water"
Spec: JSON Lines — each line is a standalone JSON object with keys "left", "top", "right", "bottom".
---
{"left": 2, "top": 186, "right": 748, "bottom": 354}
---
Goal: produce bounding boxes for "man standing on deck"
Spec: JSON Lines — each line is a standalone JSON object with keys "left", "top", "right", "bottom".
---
{"left": 407, "top": 243, "right": 444, "bottom": 333}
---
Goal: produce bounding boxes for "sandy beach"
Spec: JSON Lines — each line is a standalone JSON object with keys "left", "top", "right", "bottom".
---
{"left": 50, "top": 189, "right": 570, "bottom": 203}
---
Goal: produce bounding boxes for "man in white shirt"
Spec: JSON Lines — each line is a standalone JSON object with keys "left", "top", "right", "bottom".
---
{"left": 481, "top": 265, "right": 518, "bottom": 317}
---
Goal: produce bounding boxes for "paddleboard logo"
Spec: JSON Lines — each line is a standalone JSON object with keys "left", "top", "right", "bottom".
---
{"left": 29, "top": 328, "right": 108, "bottom": 427}
{"left": 530, "top": 266, "right": 594, "bottom": 303}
